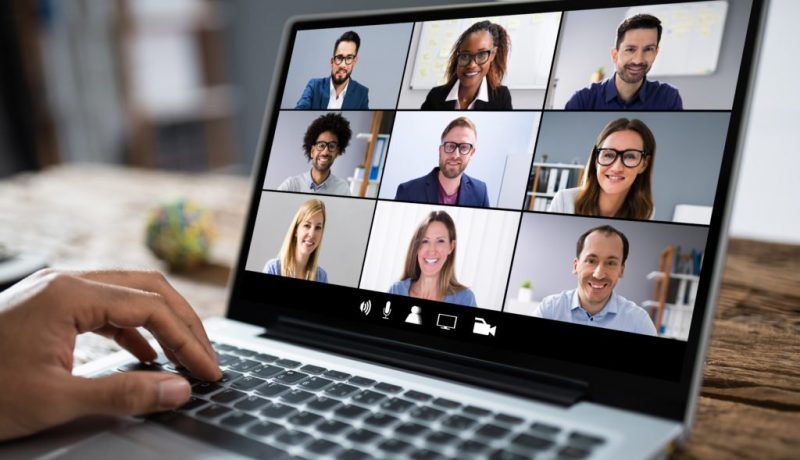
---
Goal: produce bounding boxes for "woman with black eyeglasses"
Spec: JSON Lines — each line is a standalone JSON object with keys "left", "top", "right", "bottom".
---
{"left": 421, "top": 21, "right": 512, "bottom": 110}
{"left": 549, "top": 118, "right": 655, "bottom": 220}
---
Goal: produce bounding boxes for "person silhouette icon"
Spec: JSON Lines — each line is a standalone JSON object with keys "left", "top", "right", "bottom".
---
{"left": 405, "top": 306, "right": 422, "bottom": 325}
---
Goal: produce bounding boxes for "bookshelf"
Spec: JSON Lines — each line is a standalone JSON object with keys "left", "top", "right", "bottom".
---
{"left": 642, "top": 245, "right": 701, "bottom": 340}
{"left": 525, "top": 162, "right": 584, "bottom": 211}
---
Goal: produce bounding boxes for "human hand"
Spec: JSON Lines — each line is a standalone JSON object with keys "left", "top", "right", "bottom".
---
{"left": 0, "top": 269, "right": 222, "bottom": 441}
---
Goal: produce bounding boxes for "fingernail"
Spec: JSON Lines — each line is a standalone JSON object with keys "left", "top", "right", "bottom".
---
{"left": 158, "top": 378, "right": 190, "bottom": 408}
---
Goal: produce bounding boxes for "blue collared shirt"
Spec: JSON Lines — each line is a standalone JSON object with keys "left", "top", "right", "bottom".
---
{"left": 533, "top": 289, "right": 657, "bottom": 336}
{"left": 388, "top": 278, "right": 477, "bottom": 307}
{"left": 565, "top": 74, "right": 683, "bottom": 110}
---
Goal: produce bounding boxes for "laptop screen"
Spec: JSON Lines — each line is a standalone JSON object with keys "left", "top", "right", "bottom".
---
{"left": 230, "top": 0, "right": 762, "bottom": 406}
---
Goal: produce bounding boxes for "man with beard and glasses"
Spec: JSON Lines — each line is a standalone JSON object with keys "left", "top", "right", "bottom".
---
{"left": 565, "top": 14, "right": 683, "bottom": 110}
{"left": 533, "top": 225, "right": 657, "bottom": 336}
{"left": 295, "top": 31, "right": 369, "bottom": 110}
{"left": 278, "top": 113, "right": 352, "bottom": 196}
{"left": 395, "top": 116, "right": 489, "bottom": 207}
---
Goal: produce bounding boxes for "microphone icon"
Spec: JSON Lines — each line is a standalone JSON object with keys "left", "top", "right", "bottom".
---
{"left": 382, "top": 301, "right": 392, "bottom": 319}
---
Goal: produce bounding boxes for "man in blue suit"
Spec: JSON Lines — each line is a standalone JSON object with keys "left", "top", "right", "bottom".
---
{"left": 295, "top": 31, "right": 369, "bottom": 110}
{"left": 395, "top": 116, "right": 490, "bottom": 207}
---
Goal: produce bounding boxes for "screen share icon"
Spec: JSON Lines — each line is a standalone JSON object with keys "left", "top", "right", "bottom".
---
{"left": 436, "top": 314, "right": 458, "bottom": 330}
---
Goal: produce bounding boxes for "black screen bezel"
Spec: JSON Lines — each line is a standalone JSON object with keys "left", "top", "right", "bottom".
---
{"left": 226, "top": 0, "right": 766, "bottom": 421}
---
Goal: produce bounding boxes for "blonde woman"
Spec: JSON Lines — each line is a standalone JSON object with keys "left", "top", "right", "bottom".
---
{"left": 264, "top": 199, "right": 328, "bottom": 282}
{"left": 549, "top": 118, "right": 655, "bottom": 220}
{"left": 388, "top": 210, "right": 476, "bottom": 306}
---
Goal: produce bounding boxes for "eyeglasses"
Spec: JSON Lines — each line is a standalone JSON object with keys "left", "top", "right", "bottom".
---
{"left": 594, "top": 147, "right": 647, "bottom": 168}
{"left": 456, "top": 48, "right": 496, "bottom": 67}
{"left": 332, "top": 54, "right": 356, "bottom": 65}
{"left": 313, "top": 141, "right": 339, "bottom": 152}
{"left": 441, "top": 142, "right": 474, "bottom": 156}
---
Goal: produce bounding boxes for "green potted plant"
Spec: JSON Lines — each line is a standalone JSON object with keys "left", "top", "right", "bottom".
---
{"left": 518, "top": 279, "right": 533, "bottom": 302}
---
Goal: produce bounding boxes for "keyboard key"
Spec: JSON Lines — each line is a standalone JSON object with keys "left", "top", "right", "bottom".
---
{"left": 287, "top": 411, "right": 323, "bottom": 427}
{"left": 322, "top": 370, "right": 351, "bottom": 381}
{"left": 558, "top": 446, "right": 591, "bottom": 459}
{"left": 298, "top": 376, "right": 333, "bottom": 391}
{"left": 230, "top": 376, "right": 266, "bottom": 391}
{"left": 530, "top": 422, "right": 561, "bottom": 436}
{"left": 475, "top": 423, "right": 512, "bottom": 440}
{"left": 568, "top": 431, "right": 606, "bottom": 446}
{"left": 346, "top": 428, "right": 381, "bottom": 444}
{"left": 255, "top": 353, "right": 279, "bottom": 363}
{"left": 256, "top": 383, "right": 290, "bottom": 398}
{"left": 459, "top": 439, "right": 490, "bottom": 454}
{"left": 395, "top": 422, "right": 429, "bottom": 437}
{"left": 411, "top": 449, "right": 446, "bottom": 460}
{"left": 316, "top": 419, "right": 351, "bottom": 435}
{"left": 274, "top": 358, "right": 302, "bottom": 369}
{"left": 463, "top": 405, "right": 492, "bottom": 417}
{"left": 229, "top": 359, "right": 260, "bottom": 372}
{"left": 234, "top": 395, "right": 269, "bottom": 412}
{"left": 300, "top": 364, "right": 326, "bottom": 375}
{"left": 251, "top": 365, "right": 284, "bottom": 379}
{"left": 374, "top": 382, "right": 403, "bottom": 394}
{"left": 214, "top": 344, "right": 238, "bottom": 353}
{"left": 440, "top": 414, "right": 477, "bottom": 430}
{"left": 380, "top": 397, "right": 415, "bottom": 413}
{"left": 261, "top": 403, "right": 297, "bottom": 419}
{"left": 363, "top": 412, "right": 399, "bottom": 428}
{"left": 489, "top": 449, "right": 528, "bottom": 460}
{"left": 325, "top": 383, "right": 359, "bottom": 398}
{"left": 218, "top": 370, "right": 243, "bottom": 384}
{"left": 378, "top": 439, "right": 413, "bottom": 454}
{"left": 211, "top": 389, "right": 246, "bottom": 404}
{"left": 404, "top": 390, "right": 432, "bottom": 402}
{"left": 307, "top": 396, "right": 342, "bottom": 412}
{"left": 118, "top": 361, "right": 163, "bottom": 372}
{"left": 280, "top": 389, "right": 314, "bottom": 405}
{"left": 220, "top": 412, "right": 257, "bottom": 428}
{"left": 432, "top": 397, "right": 461, "bottom": 409}
{"left": 196, "top": 404, "right": 231, "bottom": 419}
{"left": 426, "top": 431, "right": 460, "bottom": 446}
{"left": 339, "top": 449, "right": 371, "bottom": 460}
{"left": 247, "top": 420, "right": 285, "bottom": 437}
{"left": 334, "top": 404, "right": 370, "bottom": 420}
{"left": 233, "top": 348, "right": 258, "bottom": 358}
{"left": 177, "top": 397, "right": 208, "bottom": 412}
{"left": 348, "top": 376, "right": 376, "bottom": 387}
{"left": 192, "top": 382, "right": 223, "bottom": 396}
{"left": 409, "top": 406, "right": 445, "bottom": 421}
{"left": 351, "top": 389, "right": 386, "bottom": 405}
{"left": 511, "top": 433, "right": 554, "bottom": 450}
{"left": 495, "top": 413, "right": 524, "bottom": 425}
{"left": 273, "top": 370, "right": 308, "bottom": 385}
{"left": 275, "top": 429, "right": 312, "bottom": 446}
{"left": 216, "top": 354, "right": 239, "bottom": 366}
{"left": 306, "top": 438, "right": 341, "bottom": 455}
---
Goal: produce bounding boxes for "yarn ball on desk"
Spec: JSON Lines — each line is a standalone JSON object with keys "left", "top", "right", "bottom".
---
{"left": 145, "top": 200, "right": 216, "bottom": 270}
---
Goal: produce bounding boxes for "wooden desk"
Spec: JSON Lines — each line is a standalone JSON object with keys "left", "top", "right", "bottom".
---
{"left": 1, "top": 166, "right": 797, "bottom": 458}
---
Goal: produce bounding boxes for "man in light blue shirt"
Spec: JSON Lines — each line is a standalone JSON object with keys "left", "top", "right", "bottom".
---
{"left": 533, "top": 225, "right": 656, "bottom": 336}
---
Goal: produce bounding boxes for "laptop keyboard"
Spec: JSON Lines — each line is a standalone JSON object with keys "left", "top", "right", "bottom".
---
{"left": 117, "top": 342, "right": 607, "bottom": 459}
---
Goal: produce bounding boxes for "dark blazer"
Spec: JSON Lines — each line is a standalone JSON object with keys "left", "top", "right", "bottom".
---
{"left": 295, "top": 77, "right": 369, "bottom": 110}
{"left": 395, "top": 167, "right": 490, "bottom": 207}
{"left": 420, "top": 82, "right": 512, "bottom": 110}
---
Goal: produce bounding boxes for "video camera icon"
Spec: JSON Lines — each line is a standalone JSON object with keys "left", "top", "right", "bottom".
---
{"left": 472, "top": 317, "right": 496, "bottom": 336}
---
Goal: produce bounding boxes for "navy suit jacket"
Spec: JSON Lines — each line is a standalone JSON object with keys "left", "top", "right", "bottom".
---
{"left": 295, "top": 77, "right": 369, "bottom": 109}
{"left": 395, "top": 168, "right": 490, "bottom": 207}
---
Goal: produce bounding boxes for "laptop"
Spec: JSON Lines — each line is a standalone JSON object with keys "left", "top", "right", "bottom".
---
{"left": 3, "top": 0, "right": 769, "bottom": 458}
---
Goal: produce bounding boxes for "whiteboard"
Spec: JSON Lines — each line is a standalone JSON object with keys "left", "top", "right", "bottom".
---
{"left": 627, "top": 1, "right": 728, "bottom": 76}
{"left": 409, "top": 13, "right": 561, "bottom": 90}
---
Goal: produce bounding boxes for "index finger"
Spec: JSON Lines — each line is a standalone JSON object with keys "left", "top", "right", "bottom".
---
{"left": 65, "top": 276, "right": 221, "bottom": 381}
{"left": 77, "top": 270, "right": 217, "bottom": 363}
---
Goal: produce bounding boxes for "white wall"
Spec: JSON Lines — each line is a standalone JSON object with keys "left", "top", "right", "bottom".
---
{"left": 729, "top": 0, "right": 800, "bottom": 244}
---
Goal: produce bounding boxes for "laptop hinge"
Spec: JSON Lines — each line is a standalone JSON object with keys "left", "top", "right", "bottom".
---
{"left": 261, "top": 318, "right": 587, "bottom": 407}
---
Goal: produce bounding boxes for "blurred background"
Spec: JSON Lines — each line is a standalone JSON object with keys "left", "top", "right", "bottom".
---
{"left": 0, "top": 0, "right": 797, "bottom": 243}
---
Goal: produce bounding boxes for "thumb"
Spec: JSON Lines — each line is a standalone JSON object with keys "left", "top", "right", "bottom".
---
{"left": 70, "top": 372, "right": 191, "bottom": 417}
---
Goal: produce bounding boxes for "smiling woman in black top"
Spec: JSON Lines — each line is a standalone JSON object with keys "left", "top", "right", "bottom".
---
{"left": 421, "top": 21, "right": 512, "bottom": 111}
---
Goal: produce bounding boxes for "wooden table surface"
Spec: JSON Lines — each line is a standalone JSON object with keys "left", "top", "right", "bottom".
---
{"left": 1, "top": 165, "right": 797, "bottom": 459}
